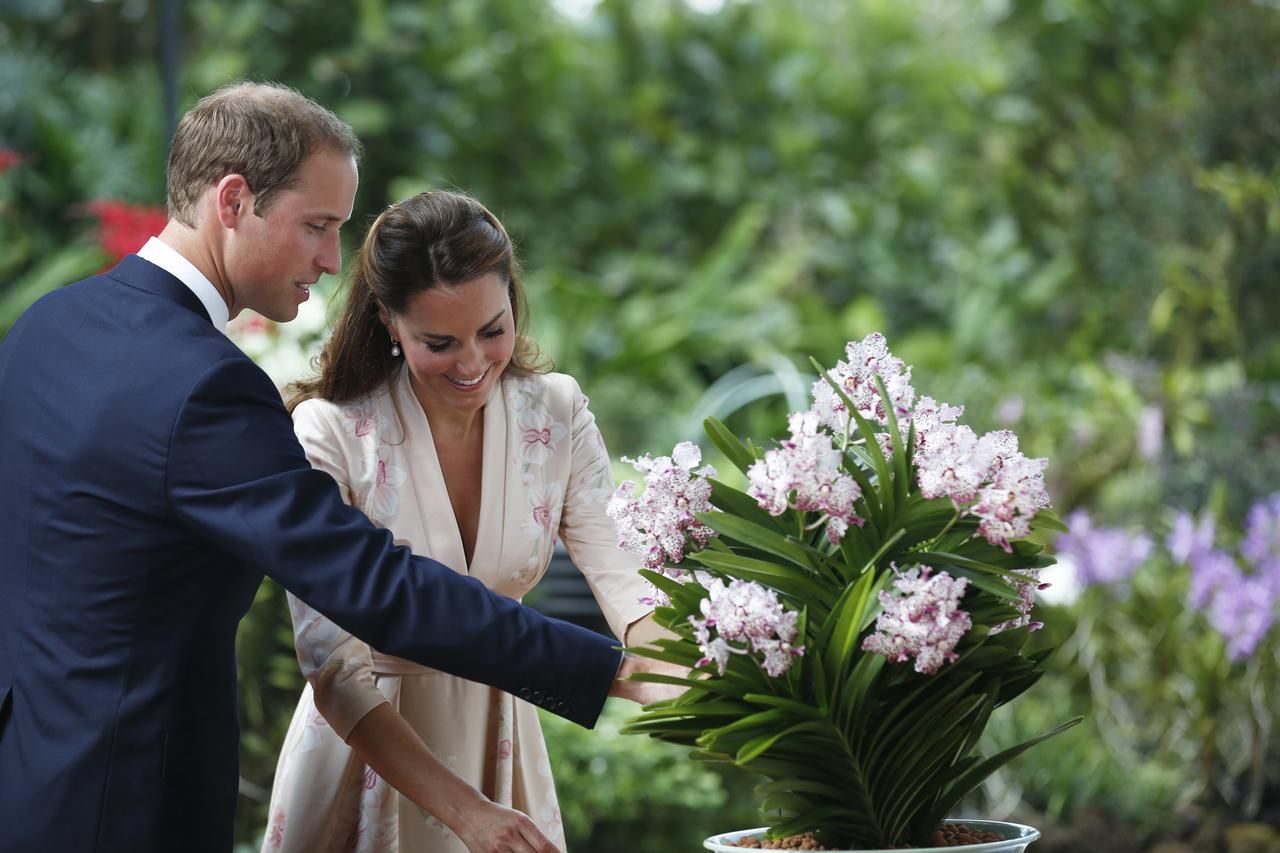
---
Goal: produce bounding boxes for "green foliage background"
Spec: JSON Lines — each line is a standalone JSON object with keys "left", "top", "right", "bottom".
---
{"left": 3, "top": 0, "right": 1278, "bottom": 850}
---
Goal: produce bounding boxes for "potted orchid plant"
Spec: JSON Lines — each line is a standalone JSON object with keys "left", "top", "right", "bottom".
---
{"left": 609, "top": 334, "right": 1081, "bottom": 851}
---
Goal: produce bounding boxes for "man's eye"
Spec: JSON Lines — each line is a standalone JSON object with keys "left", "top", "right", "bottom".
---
{"left": 307, "top": 223, "right": 325, "bottom": 234}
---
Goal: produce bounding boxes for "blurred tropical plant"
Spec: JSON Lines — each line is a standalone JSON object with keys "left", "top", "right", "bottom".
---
{"left": 983, "top": 498, "right": 1280, "bottom": 849}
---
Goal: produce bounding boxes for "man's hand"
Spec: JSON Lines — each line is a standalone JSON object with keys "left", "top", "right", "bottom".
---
{"left": 608, "top": 652, "right": 692, "bottom": 704}
{"left": 452, "top": 799, "right": 559, "bottom": 853}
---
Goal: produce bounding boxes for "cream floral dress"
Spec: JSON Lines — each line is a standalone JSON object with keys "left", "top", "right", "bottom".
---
{"left": 261, "top": 367, "right": 651, "bottom": 853}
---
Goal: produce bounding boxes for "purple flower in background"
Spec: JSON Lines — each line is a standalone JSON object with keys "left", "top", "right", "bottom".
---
{"left": 1172, "top": 500, "right": 1279, "bottom": 660}
{"left": 1205, "top": 564, "right": 1275, "bottom": 661}
{"left": 1055, "top": 509, "right": 1154, "bottom": 588}
{"left": 1242, "top": 493, "right": 1280, "bottom": 597}
{"left": 1167, "top": 510, "right": 1216, "bottom": 568}
{"left": 1187, "top": 549, "right": 1240, "bottom": 611}
{"left": 995, "top": 396, "right": 1024, "bottom": 425}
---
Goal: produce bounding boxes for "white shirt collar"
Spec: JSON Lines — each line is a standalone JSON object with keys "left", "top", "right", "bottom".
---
{"left": 136, "top": 237, "right": 231, "bottom": 333}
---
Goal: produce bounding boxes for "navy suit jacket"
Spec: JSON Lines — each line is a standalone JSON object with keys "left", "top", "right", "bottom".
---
{"left": 0, "top": 256, "right": 622, "bottom": 852}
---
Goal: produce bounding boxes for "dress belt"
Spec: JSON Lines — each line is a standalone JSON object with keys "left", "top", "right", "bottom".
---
{"left": 369, "top": 651, "right": 440, "bottom": 677}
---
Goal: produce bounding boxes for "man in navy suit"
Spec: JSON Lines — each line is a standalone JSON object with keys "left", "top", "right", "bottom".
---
{"left": 0, "top": 82, "right": 674, "bottom": 852}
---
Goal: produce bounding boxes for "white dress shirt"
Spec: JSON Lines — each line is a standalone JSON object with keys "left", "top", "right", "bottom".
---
{"left": 136, "top": 237, "right": 230, "bottom": 333}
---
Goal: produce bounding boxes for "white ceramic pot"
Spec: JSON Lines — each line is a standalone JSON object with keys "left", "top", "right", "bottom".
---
{"left": 704, "top": 819, "right": 1040, "bottom": 852}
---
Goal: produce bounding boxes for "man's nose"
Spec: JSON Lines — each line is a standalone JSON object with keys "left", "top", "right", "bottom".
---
{"left": 318, "top": 230, "right": 341, "bottom": 276}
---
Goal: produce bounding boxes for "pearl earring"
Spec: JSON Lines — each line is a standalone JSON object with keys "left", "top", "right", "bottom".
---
{"left": 391, "top": 340, "right": 401, "bottom": 358}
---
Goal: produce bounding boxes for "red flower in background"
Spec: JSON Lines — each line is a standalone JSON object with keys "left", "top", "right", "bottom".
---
{"left": 85, "top": 200, "right": 168, "bottom": 260}
{"left": 0, "top": 149, "right": 20, "bottom": 175}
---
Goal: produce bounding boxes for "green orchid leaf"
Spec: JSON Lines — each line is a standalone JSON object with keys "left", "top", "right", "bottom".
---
{"left": 865, "top": 671, "right": 981, "bottom": 773}
{"left": 736, "top": 720, "right": 838, "bottom": 764}
{"left": 838, "top": 647, "right": 887, "bottom": 738}
{"left": 926, "top": 716, "right": 1083, "bottom": 829}
{"left": 820, "top": 568, "right": 883, "bottom": 704}
{"left": 1030, "top": 509, "right": 1069, "bottom": 533}
{"left": 742, "top": 693, "right": 827, "bottom": 719}
{"left": 860, "top": 527, "right": 906, "bottom": 576}
{"left": 689, "top": 550, "right": 833, "bottom": 613}
{"left": 873, "top": 374, "right": 910, "bottom": 510}
{"left": 755, "top": 776, "right": 853, "bottom": 802}
{"left": 639, "top": 569, "right": 711, "bottom": 612}
{"left": 696, "top": 510, "right": 821, "bottom": 572}
{"left": 840, "top": 453, "right": 884, "bottom": 528}
{"left": 704, "top": 415, "right": 760, "bottom": 474}
{"left": 707, "top": 478, "right": 787, "bottom": 532}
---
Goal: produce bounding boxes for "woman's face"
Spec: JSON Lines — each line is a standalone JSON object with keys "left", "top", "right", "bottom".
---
{"left": 381, "top": 273, "right": 515, "bottom": 417}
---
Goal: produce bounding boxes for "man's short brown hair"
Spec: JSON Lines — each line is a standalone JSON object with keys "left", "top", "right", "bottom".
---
{"left": 165, "top": 81, "right": 362, "bottom": 226}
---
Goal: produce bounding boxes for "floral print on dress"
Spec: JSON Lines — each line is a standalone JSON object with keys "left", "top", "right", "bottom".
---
{"left": 354, "top": 768, "right": 399, "bottom": 853}
{"left": 521, "top": 481, "right": 563, "bottom": 539}
{"left": 364, "top": 453, "right": 407, "bottom": 523}
{"left": 493, "top": 697, "right": 515, "bottom": 804}
{"left": 265, "top": 810, "right": 286, "bottom": 851}
{"left": 506, "top": 376, "right": 571, "bottom": 583}
{"left": 517, "top": 408, "right": 567, "bottom": 466}
{"left": 339, "top": 401, "right": 407, "bottom": 526}
{"left": 342, "top": 403, "right": 390, "bottom": 440}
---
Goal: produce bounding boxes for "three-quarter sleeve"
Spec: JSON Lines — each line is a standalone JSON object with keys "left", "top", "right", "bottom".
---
{"left": 286, "top": 400, "right": 388, "bottom": 740}
{"left": 556, "top": 377, "right": 654, "bottom": 642}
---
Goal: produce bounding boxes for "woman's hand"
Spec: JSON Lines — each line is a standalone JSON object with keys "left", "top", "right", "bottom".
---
{"left": 452, "top": 799, "right": 560, "bottom": 853}
{"left": 344, "top": 704, "right": 559, "bottom": 852}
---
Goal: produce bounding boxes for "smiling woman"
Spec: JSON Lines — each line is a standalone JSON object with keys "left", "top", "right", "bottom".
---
{"left": 264, "top": 190, "right": 671, "bottom": 853}
{"left": 379, "top": 272, "right": 515, "bottom": 415}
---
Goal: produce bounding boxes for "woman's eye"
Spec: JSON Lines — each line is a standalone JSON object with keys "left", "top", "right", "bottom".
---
{"left": 483, "top": 328, "right": 505, "bottom": 339}
{"left": 426, "top": 342, "right": 450, "bottom": 353}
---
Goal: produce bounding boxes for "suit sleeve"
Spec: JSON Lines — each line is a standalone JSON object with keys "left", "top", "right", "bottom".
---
{"left": 165, "top": 357, "right": 620, "bottom": 727}
{"left": 556, "top": 376, "right": 653, "bottom": 642}
{"left": 285, "top": 400, "right": 386, "bottom": 740}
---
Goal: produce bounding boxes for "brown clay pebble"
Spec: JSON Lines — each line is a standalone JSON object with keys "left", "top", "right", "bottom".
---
{"left": 934, "top": 823, "right": 1003, "bottom": 847}
{"left": 729, "top": 824, "right": 1003, "bottom": 850}
{"left": 728, "top": 831, "right": 829, "bottom": 849}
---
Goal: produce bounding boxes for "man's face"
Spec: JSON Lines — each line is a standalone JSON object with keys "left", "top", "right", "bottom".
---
{"left": 223, "top": 147, "right": 358, "bottom": 322}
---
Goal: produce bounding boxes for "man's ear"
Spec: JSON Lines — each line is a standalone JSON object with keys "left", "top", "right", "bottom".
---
{"left": 214, "top": 175, "right": 251, "bottom": 228}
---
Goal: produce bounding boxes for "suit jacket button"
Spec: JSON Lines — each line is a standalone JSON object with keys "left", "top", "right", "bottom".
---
{"left": 518, "top": 688, "right": 532, "bottom": 700}
{"left": 532, "top": 690, "right": 544, "bottom": 704}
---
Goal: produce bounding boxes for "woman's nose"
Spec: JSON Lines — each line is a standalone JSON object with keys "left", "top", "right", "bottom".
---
{"left": 455, "top": 341, "right": 485, "bottom": 376}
